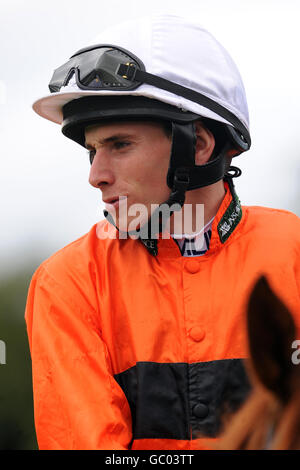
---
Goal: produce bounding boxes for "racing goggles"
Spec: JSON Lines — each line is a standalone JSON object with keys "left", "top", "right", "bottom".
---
{"left": 49, "top": 44, "right": 145, "bottom": 93}
{"left": 49, "top": 44, "right": 251, "bottom": 151}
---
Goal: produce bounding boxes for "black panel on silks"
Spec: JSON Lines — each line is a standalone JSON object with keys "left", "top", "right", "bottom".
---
{"left": 114, "top": 359, "right": 251, "bottom": 441}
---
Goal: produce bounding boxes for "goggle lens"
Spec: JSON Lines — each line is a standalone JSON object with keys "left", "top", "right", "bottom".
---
{"left": 49, "top": 45, "right": 144, "bottom": 93}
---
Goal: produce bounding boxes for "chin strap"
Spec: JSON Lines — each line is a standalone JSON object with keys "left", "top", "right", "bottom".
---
{"left": 103, "top": 121, "right": 242, "bottom": 256}
{"left": 138, "top": 164, "right": 243, "bottom": 256}
{"left": 223, "top": 165, "right": 242, "bottom": 193}
{"left": 166, "top": 122, "right": 228, "bottom": 191}
{"left": 137, "top": 166, "right": 191, "bottom": 256}
{"left": 103, "top": 166, "right": 190, "bottom": 256}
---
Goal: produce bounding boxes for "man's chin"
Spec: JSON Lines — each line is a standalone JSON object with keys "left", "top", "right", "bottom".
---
{"left": 105, "top": 201, "right": 174, "bottom": 238}
{"left": 104, "top": 200, "right": 150, "bottom": 236}
{"left": 115, "top": 216, "right": 147, "bottom": 237}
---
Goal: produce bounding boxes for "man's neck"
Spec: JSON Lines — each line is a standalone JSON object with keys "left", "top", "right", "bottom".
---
{"left": 169, "top": 180, "right": 226, "bottom": 236}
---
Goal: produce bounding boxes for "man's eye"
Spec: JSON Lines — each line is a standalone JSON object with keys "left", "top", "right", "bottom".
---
{"left": 87, "top": 142, "right": 130, "bottom": 163}
{"left": 114, "top": 141, "right": 130, "bottom": 150}
{"left": 88, "top": 150, "right": 96, "bottom": 165}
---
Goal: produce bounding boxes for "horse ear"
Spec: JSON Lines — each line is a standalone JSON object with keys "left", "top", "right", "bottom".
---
{"left": 247, "top": 275, "right": 296, "bottom": 403}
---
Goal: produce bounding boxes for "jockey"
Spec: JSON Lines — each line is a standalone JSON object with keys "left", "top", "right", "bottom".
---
{"left": 25, "top": 14, "right": 300, "bottom": 450}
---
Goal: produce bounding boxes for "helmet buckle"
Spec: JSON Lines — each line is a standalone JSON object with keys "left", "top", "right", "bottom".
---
{"left": 173, "top": 168, "right": 190, "bottom": 192}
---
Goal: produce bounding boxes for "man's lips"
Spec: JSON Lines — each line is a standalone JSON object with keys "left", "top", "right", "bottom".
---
{"left": 103, "top": 196, "right": 128, "bottom": 210}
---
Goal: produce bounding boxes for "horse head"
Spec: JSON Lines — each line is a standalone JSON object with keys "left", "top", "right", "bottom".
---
{"left": 217, "top": 275, "right": 300, "bottom": 450}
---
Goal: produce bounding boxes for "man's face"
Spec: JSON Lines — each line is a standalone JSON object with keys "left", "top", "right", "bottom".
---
{"left": 85, "top": 120, "right": 172, "bottom": 232}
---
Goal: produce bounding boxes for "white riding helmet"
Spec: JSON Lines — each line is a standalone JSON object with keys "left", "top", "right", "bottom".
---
{"left": 32, "top": 14, "right": 251, "bottom": 252}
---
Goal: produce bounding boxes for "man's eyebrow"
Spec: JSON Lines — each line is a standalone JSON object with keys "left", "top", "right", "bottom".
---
{"left": 85, "top": 133, "right": 135, "bottom": 149}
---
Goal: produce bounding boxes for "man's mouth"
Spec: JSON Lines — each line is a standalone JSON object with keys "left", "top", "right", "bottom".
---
{"left": 103, "top": 196, "right": 127, "bottom": 210}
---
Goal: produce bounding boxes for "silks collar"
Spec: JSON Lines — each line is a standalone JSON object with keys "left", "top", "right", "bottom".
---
{"left": 103, "top": 171, "right": 243, "bottom": 257}
{"left": 217, "top": 175, "right": 242, "bottom": 244}
{"left": 151, "top": 175, "right": 243, "bottom": 258}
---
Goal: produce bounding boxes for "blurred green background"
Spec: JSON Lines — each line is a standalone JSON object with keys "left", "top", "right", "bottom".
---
{"left": 0, "top": 266, "right": 38, "bottom": 450}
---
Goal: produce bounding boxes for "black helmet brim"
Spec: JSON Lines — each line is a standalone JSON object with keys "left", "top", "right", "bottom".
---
{"left": 62, "top": 95, "right": 199, "bottom": 147}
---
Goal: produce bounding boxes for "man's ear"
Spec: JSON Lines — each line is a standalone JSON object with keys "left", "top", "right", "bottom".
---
{"left": 194, "top": 120, "right": 216, "bottom": 166}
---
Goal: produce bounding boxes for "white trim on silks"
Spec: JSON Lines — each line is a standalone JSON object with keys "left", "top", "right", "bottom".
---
{"left": 172, "top": 217, "right": 214, "bottom": 257}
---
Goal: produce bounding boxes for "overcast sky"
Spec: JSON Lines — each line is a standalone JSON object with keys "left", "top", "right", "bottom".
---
{"left": 0, "top": 0, "right": 300, "bottom": 277}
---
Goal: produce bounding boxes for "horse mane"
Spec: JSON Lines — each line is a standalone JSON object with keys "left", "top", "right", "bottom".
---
{"left": 216, "top": 275, "right": 300, "bottom": 450}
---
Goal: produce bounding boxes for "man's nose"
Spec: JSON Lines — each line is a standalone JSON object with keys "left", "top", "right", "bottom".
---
{"left": 88, "top": 149, "right": 115, "bottom": 189}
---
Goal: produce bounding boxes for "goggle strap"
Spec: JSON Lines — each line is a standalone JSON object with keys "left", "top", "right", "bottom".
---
{"left": 116, "top": 64, "right": 251, "bottom": 149}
